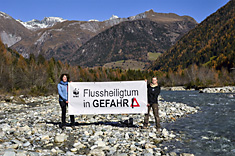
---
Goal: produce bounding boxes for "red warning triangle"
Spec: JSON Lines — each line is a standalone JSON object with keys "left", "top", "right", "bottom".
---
{"left": 130, "top": 98, "right": 140, "bottom": 108}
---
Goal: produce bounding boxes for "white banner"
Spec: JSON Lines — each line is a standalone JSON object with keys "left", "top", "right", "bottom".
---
{"left": 68, "top": 81, "right": 147, "bottom": 115}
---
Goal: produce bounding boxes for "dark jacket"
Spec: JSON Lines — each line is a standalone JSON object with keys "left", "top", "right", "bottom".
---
{"left": 147, "top": 84, "right": 161, "bottom": 105}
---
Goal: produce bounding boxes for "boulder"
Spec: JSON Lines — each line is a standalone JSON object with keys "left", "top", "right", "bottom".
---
{"left": 54, "top": 134, "right": 67, "bottom": 143}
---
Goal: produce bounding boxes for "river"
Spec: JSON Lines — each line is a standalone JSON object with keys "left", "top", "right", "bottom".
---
{"left": 160, "top": 90, "right": 235, "bottom": 156}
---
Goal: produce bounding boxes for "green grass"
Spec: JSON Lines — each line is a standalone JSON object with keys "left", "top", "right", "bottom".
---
{"left": 148, "top": 52, "right": 162, "bottom": 61}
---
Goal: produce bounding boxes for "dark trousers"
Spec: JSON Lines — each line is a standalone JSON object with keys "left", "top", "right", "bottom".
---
{"left": 59, "top": 101, "right": 75, "bottom": 126}
{"left": 144, "top": 103, "right": 160, "bottom": 128}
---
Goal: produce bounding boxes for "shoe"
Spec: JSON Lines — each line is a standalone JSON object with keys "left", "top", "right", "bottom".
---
{"left": 142, "top": 126, "right": 148, "bottom": 129}
{"left": 123, "top": 120, "right": 129, "bottom": 126}
{"left": 128, "top": 118, "right": 133, "bottom": 126}
{"left": 142, "top": 123, "right": 148, "bottom": 129}
{"left": 156, "top": 127, "right": 161, "bottom": 132}
{"left": 59, "top": 124, "right": 65, "bottom": 130}
{"left": 59, "top": 122, "right": 66, "bottom": 130}
{"left": 70, "top": 122, "right": 76, "bottom": 130}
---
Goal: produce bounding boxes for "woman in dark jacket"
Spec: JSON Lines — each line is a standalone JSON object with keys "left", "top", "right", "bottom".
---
{"left": 143, "top": 76, "right": 161, "bottom": 129}
{"left": 58, "top": 74, "right": 75, "bottom": 129}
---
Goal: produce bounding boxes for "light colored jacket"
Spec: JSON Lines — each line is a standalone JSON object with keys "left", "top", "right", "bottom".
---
{"left": 58, "top": 81, "right": 68, "bottom": 102}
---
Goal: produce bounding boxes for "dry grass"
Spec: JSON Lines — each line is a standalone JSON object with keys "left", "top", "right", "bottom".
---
{"left": 103, "top": 59, "right": 146, "bottom": 70}
{"left": 148, "top": 52, "right": 162, "bottom": 61}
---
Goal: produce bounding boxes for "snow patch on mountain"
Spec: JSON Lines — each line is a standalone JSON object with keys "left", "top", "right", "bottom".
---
{"left": 18, "top": 17, "right": 67, "bottom": 31}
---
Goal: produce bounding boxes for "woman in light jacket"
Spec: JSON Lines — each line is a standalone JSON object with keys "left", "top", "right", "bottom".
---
{"left": 58, "top": 74, "right": 75, "bottom": 129}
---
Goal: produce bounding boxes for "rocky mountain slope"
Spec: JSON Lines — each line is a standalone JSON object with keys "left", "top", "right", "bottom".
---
{"left": 0, "top": 12, "right": 32, "bottom": 48}
{"left": 68, "top": 18, "right": 196, "bottom": 67}
{"left": 151, "top": 0, "right": 234, "bottom": 71}
{"left": 0, "top": 10, "right": 197, "bottom": 67}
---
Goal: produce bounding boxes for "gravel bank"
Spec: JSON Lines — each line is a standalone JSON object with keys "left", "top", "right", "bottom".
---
{"left": 0, "top": 95, "right": 199, "bottom": 156}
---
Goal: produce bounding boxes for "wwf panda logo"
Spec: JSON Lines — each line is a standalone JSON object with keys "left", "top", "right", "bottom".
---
{"left": 73, "top": 88, "right": 79, "bottom": 97}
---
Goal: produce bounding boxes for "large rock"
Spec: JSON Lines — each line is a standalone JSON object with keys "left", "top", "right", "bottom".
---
{"left": 54, "top": 133, "right": 68, "bottom": 143}
{"left": 88, "top": 149, "right": 105, "bottom": 156}
{"left": 41, "top": 135, "right": 50, "bottom": 141}
{"left": 162, "top": 86, "right": 186, "bottom": 91}
{"left": 95, "top": 140, "right": 106, "bottom": 147}
{"left": 180, "top": 153, "right": 195, "bottom": 156}
{"left": 23, "top": 141, "right": 31, "bottom": 147}
{"left": 73, "top": 142, "right": 86, "bottom": 150}
{"left": 162, "top": 128, "right": 169, "bottom": 138}
{"left": 145, "top": 143, "right": 157, "bottom": 149}
{"left": 170, "top": 87, "right": 186, "bottom": 91}
{"left": 3, "top": 149, "right": 15, "bottom": 156}
{"left": 0, "top": 124, "right": 11, "bottom": 131}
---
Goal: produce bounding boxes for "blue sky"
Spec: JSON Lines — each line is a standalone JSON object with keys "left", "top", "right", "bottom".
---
{"left": 1, "top": 0, "right": 230, "bottom": 23}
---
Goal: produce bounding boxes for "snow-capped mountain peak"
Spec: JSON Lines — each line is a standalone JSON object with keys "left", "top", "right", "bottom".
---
{"left": 43, "top": 17, "right": 66, "bottom": 23}
{"left": 18, "top": 17, "right": 67, "bottom": 31}
{"left": 88, "top": 19, "right": 99, "bottom": 22}
{"left": 109, "top": 15, "right": 119, "bottom": 20}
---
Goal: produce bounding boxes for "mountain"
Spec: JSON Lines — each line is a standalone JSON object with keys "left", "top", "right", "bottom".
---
{"left": 0, "top": 11, "right": 32, "bottom": 48}
{"left": 10, "top": 14, "right": 132, "bottom": 61}
{"left": 1, "top": 10, "right": 197, "bottom": 68}
{"left": 68, "top": 18, "right": 196, "bottom": 67}
{"left": 17, "top": 17, "right": 67, "bottom": 31}
{"left": 151, "top": 0, "right": 235, "bottom": 71}
{"left": 11, "top": 20, "right": 112, "bottom": 61}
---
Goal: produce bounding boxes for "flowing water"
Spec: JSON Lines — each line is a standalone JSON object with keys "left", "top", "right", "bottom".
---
{"left": 161, "top": 90, "right": 235, "bottom": 156}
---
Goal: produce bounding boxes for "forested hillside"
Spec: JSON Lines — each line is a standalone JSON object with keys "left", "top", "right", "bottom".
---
{"left": 0, "top": 39, "right": 158, "bottom": 95}
{"left": 69, "top": 18, "right": 195, "bottom": 68}
{"left": 152, "top": 0, "right": 235, "bottom": 71}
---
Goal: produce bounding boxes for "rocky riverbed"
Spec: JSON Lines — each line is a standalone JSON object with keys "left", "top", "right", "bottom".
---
{"left": 161, "top": 87, "right": 187, "bottom": 91}
{"left": 0, "top": 95, "right": 199, "bottom": 156}
{"left": 200, "top": 86, "right": 235, "bottom": 93}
